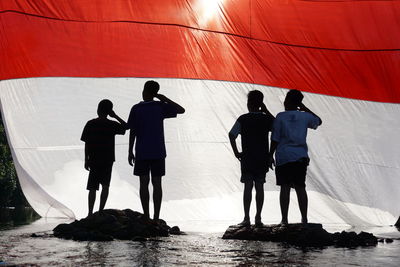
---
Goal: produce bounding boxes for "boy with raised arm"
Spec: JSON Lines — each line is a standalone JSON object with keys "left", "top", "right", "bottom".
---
{"left": 229, "top": 90, "right": 275, "bottom": 226}
{"left": 128, "top": 80, "right": 185, "bottom": 220}
{"left": 81, "top": 99, "right": 127, "bottom": 216}
{"left": 269, "top": 90, "right": 322, "bottom": 225}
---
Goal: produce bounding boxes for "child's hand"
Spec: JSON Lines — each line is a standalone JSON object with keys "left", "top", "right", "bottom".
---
{"left": 156, "top": 94, "right": 167, "bottom": 102}
{"left": 109, "top": 110, "right": 117, "bottom": 118}
{"left": 235, "top": 152, "right": 242, "bottom": 161}
{"left": 84, "top": 160, "right": 90, "bottom": 171}
{"left": 260, "top": 103, "right": 267, "bottom": 112}
{"left": 128, "top": 152, "right": 135, "bottom": 166}
{"left": 267, "top": 154, "right": 275, "bottom": 170}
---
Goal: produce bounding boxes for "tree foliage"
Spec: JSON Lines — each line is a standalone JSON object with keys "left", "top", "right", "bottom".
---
{"left": 0, "top": 112, "right": 27, "bottom": 207}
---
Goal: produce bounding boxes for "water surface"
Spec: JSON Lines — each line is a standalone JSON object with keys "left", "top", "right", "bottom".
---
{"left": 1, "top": 219, "right": 400, "bottom": 266}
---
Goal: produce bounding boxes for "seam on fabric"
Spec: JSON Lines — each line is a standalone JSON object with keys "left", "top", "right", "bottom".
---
{"left": 0, "top": 9, "right": 399, "bottom": 52}
{"left": 12, "top": 142, "right": 231, "bottom": 151}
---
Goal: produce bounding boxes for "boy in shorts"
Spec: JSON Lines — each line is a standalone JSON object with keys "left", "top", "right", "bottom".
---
{"left": 81, "top": 99, "right": 127, "bottom": 216}
{"left": 269, "top": 90, "right": 322, "bottom": 225}
{"left": 127, "top": 80, "right": 185, "bottom": 220}
{"left": 229, "top": 90, "right": 275, "bottom": 226}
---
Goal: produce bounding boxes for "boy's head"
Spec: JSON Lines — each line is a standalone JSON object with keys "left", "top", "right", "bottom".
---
{"left": 142, "top": 80, "right": 160, "bottom": 101}
{"left": 284, "top": 89, "right": 303, "bottom": 110}
{"left": 97, "top": 99, "right": 113, "bottom": 117}
{"left": 247, "top": 90, "right": 264, "bottom": 112}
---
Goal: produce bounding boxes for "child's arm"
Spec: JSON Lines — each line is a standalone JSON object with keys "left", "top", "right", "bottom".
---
{"left": 299, "top": 103, "right": 322, "bottom": 126}
{"left": 268, "top": 140, "right": 277, "bottom": 170}
{"left": 260, "top": 103, "right": 274, "bottom": 118}
{"left": 156, "top": 94, "right": 185, "bottom": 114}
{"left": 269, "top": 140, "right": 277, "bottom": 155}
{"left": 229, "top": 122, "right": 242, "bottom": 160}
{"left": 269, "top": 116, "right": 280, "bottom": 170}
{"left": 84, "top": 143, "right": 90, "bottom": 171}
{"left": 109, "top": 110, "right": 128, "bottom": 128}
{"left": 128, "top": 129, "right": 136, "bottom": 166}
{"left": 229, "top": 136, "right": 241, "bottom": 160}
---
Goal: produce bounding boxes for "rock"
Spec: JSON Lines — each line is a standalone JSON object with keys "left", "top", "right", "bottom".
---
{"left": 132, "top": 236, "right": 147, "bottom": 242}
{"left": 385, "top": 238, "right": 394, "bottom": 243}
{"left": 222, "top": 223, "right": 377, "bottom": 248}
{"left": 123, "top": 209, "right": 142, "bottom": 219}
{"left": 113, "top": 227, "right": 130, "bottom": 240}
{"left": 53, "top": 223, "right": 77, "bottom": 239}
{"left": 52, "top": 209, "right": 180, "bottom": 241}
{"left": 29, "top": 232, "right": 50, "bottom": 238}
{"left": 336, "top": 231, "right": 359, "bottom": 247}
{"left": 72, "top": 231, "right": 93, "bottom": 241}
{"left": 169, "top": 226, "right": 181, "bottom": 235}
{"left": 91, "top": 231, "right": 113, "bottom": 241}
{"left": 332, "top": 231, "right": 377, "bottom": 247}
{"left": 357, "top": 231, "right": 378, "bottom": 246}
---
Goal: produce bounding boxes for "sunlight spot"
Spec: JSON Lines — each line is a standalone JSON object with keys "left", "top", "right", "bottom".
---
{"left": 196, "top": 0, "right": 225, "bottom": 27}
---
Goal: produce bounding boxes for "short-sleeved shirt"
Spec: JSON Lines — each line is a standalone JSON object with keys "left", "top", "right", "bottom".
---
{"left": 81, "top": 118, "right": 126, "bottom": 163}
{"left": 271, "top": 110, "right": 320, "bottom": 166}
{"left": 230, "top": 112, "right": 275, "bottom": 173}
{"left": 127, "top": 101, "right": 178, "bottom": 160}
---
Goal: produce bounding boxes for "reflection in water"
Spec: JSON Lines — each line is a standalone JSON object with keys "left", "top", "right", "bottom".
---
{"left": 85, "top": 242, "right": 108, "bottom": 266}
{"left": 0, "top": 207, "right": 40, "bottom": 229}
{"left": 275, "top": 246, "right": 312, "bottom": 266}
{"left": 225, "top": 240, "right": 314, "bottom": 266}
{"left": 132, "top": 241, "right": 161, "bottom": 266}
{"left": 82, "top": 239, "right": 163, "bottom": 266}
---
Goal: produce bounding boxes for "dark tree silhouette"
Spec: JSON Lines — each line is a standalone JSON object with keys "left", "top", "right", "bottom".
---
{"left": 0, "top": 111, "right": 28, "bottom": 208}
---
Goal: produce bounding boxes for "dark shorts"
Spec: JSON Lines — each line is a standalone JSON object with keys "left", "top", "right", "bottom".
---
{"left": 275, "top": 158, "right": 309, "bottom": 188}
{"left": 241, "top": 172, "right": 266, "bottom": 184}
{"left": 87, "top": 162, "right": 113, "bottom": 191}
{"left": 134, "top": 158, "right": 165, "bottom": 177}
{"left": 240, "top": 156, "right": 267, "bottom": 184}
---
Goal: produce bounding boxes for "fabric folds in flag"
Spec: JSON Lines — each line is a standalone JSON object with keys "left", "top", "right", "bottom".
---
{"left": 0, "top": 0, "right": 399, "bottom": 226}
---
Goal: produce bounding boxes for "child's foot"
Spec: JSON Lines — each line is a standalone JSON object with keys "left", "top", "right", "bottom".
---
{"left": 141, "top": 214, "right": 151, "bottom": 222}
{"left": 153, "top": 218, "right": 167, "bottom": 226}
{"left": 279, "top": 220, "right": 288, "bottom": 227}
{"left": 255, "top": 216, "right": 263, "bottom": 227}
{"left": 301, "top": 218, "right": 308, "bottom": 228}
{"left": 238, "top": 218, "right": 250, "bottom": 227}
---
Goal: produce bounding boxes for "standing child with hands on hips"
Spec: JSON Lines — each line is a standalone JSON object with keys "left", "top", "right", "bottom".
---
{"left": 229, "top": 90, "right": 275, "bottom": 227}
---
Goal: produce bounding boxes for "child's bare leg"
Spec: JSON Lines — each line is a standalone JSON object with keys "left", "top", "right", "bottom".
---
{"left": 254, "top": 182, "right": 264, "bottom": 224}
{"left": 139, "top": 175, "right": 150, "bottom": 219}
{"left": 280, "top": 185, "right": 291, "bottom": 224}
{"left": 99, "top": 185, "right": 109, "bottom": 212}
{"left": 88, "top": 190, "right": 96, "bottom": 216}
{"left": 294, "top": 186, "right": 308, "bottom": 224}
{"left": 151, "top": 176, "right": 162, "bottom": 220}
{"left": 243, "top": 181, "right": 253, "bottom": 223}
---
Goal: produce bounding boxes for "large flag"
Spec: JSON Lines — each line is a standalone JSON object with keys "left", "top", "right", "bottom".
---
{"left": 1, "top": 0, "right": 399, "bottom": 226}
